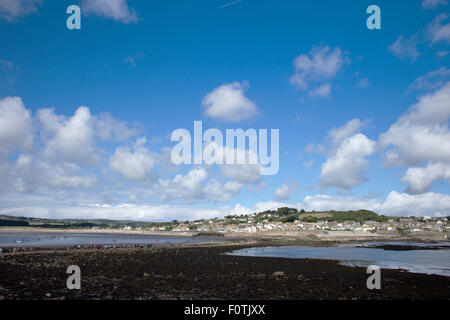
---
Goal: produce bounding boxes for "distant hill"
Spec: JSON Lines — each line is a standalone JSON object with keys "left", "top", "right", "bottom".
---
{"left": 0, "top": 207, "right": 403, "bottom": 230}
{"left": 227, "top": 207, "right": 399, "bottom": 224}
{"left": 0, "top": 214, "right": 161, "bottom": 229}
{"left": 0, "top": 219, "right": 29, "bottom": 227}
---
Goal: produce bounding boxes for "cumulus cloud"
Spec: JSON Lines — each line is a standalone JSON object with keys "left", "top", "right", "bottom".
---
{"left": 290, "top": 46, "right": 346, "bottom": 97}
{"left": 315, "top": 119, "right": 375, "bottom": 190}
{"left": 380, "top": 82, "right": 450, "bottom": 166}
{"left": 154, "top": 166, "right": 244, "bottom": 203}
{"left": 228, "top": 191, "right": 450, "bottom": 217}
{"left": 82, "top": 0, "right": 139, "bottom": 24}
{"left": 388, "top": 35, "right": 420, "bottom": 62}
{"left": 0, "top": 0, "right": 41, "bottom": 21}
{"left": 402, "top": 162, "right": 450, "bottom": 194}
{"left": 328, "top": 118, "right": 370, "bottom": 146}
{"left": 0, "top": 96, "right": 251, "bottom": 216}
{"left": 220, "top": 164, "right": 262, "bottom": 184}
{"left": 422, "top": 0, "right": 447, "bottom": 9}
{"left": 0, "top": 201, "right": 224, "bottom": 222}
{"left": 320, "top": 133, "right": 376, "bottom": 190}
{"left": 2, "top": 190, "right": 450, "bottom": 220}
{"left": 273, "top": 182, "right": 299, "bottom": 201}
{"left": 10, "top": 154, "right": 96, "bottom": 193}
{"left": 94, "top": 112, "right": 139, "bottom": 142}
{"left": 202, "top": 81, "right": 259, "bottom": 122}
{"left": 38, "top": 106, "right": 99, "bottom": 166}
{"left": 157, "top": 167, "right": 207, "bottom": 201}
{"left": 301, "top": 191, "right": 450, "bottom": 217}
{"left": 109, "top": 137, "right": 157, "bottom": 181}
{"left": 0, "top": 97, "right": 146, "bottom": 199}
{"left": 427, "top": 14, "right": 450, "bottom": 44}
{"left": 203, "top": 179, "right": 243, "bottom": 203}
{"left": 380, "top": 82, "right": 450, "bottom": 194}
{"left": 0, "top": 96, "right": 33, "bottom": 154}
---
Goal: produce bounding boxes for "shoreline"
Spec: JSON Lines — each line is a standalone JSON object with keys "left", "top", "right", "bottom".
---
{"left": 1, "top": 226, "right": 448, "bottom": 244}
{"left": 0, "top": 241, "right": 449, "bottom": 300}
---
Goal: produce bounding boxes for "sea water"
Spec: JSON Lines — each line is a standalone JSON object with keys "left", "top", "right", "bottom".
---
{"left": 0, "top": 231, "right": 213, "bottom": 247}
{"left": 228, "top": 242, "right": 450, "bottom": 276}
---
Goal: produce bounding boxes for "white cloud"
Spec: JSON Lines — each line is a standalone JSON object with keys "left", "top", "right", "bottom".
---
{"left": 109, "top": 137, "right": 157, "bottom": 181}
{"left": 0, "top": 202, "right": 224, "bottom": 222}
{"left": 0, "top": 59, "right": 13, "bottom": 68}
{"left": 407, "top": 67, "right": 450, "bottom": 92}
{"left": 44, "top": 168, "right": 95, "bottom": 189}
{"left": 290, "top": 46, "right": 345, "bottom": 97}
{"left": 202, "top": 81, "right": 259, "bottom": 122}
{"left": 328, "top": 118, "right": 369, "bottom": 146}
{"left": 220, "top": 164, "right": 262, "bottom": 184}
{"left": 203, "top": 179, "right": 243, "bottom": 203}
{"left": 154, "top": 166, "right": 244, "bottom": 203}
{"left": 82, "top": 0, "right": 138, "bottom": 24}
{"left": 388, "top": 35, "right": 420, "bottom": 62}
{"left": 3, "top": 190, "right": 450, "bottom": 221}
{"left": 402, "top": 162, "right": 450, "bottom": 194}
{"left": 122, "top": 52, "right": 145, "bottom": 67}
{"left": 94, "top": 112, "right": 139, "bottom": 142}
{"left": 427, "top": 14, "right": 450, "bottom": 44}
{"left": 0, "top": 0, "right": 41, "bottom": 21}
{"left": 157, "top": 167, "right": 207, "bottom": 201}
{"left": 422, "top": 0, "right": 447, "bottom": 9}
{"left": 301, "top": 191, "right": 450, "bottom": 217}
{"left": 0, "top": 96, "right": 33, "bottom": 154}
{"left": 320, "top": 133, "right": 376, "bottom": 190}
{"left": 315, "top": 119, "right": 374, "bottom": 190}
{"left": 11, "top": 154, "right": 96, "bottom": 193}
{"left": 0, "top": 59, "right": 15, "bottom": 86}
{"left": 302, "top": 159, "right": 314, "bottom": 168}
{"left": 380, "top": 82, "right": 450, "bottom": 166}
{"left": 123, "top": 56, "right": 136, "bottom": 67}
{"left": 226, "top": 203, "right": 254, "bottom": 216}
{"left": 38, "top": 106, "right": 99, "bottom": 166}
{"left": 309, "top": 84, "right": 331, "bottom": 97}
{"left": 273, "top": 182, "right": 299, "bottom": 200}
{"left": 228, "top": 190, "right": 450, "bottom": 217}
{"left": 305, "top": 143, "right": 326, "bottom": 154}
{"left": 380, "top": 83, "right": 450, "bottom": 194}
{"left": 357, "top": 78, "right": 370, "bottom": 88}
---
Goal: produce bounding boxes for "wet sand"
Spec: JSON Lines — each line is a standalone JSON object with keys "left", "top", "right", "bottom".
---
{"left": 0, "top": 242, "right": 449, "bottom": 300}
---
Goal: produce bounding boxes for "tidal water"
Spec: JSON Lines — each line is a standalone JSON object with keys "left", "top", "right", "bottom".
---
{"left": 0, "top": 231, "right": 211, "bottom": 247}
{"left": 228, "top": 242, "right": 450, "bottom": 276}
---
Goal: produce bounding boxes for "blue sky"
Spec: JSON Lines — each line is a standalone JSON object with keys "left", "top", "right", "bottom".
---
{"left": 0, "top": 0, "right": 450, "bottom": 221}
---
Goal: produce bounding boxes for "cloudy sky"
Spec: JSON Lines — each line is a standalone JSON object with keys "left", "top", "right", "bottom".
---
{"left": 0, "top": 0, "right": 450, "bottom": 221}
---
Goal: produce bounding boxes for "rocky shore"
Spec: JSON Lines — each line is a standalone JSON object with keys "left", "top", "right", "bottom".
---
{"left": 0, "top": 242, "right": 449, "bottom": 300}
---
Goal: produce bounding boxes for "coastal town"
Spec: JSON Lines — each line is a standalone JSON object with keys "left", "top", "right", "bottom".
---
{"left": 1, "top": 208, "right": 449, "bottom": 238}
{"left": 118, "top": 208, "right": 449, "bottom": 236}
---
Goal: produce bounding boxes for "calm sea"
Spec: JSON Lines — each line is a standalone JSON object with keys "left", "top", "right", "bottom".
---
{"left": 0, "top": 231, "right": 214, "bottom": 247}
{"left": 228, "top": 242, "right": 450, "bottom": 276}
